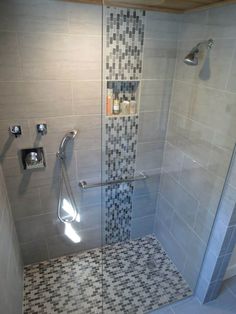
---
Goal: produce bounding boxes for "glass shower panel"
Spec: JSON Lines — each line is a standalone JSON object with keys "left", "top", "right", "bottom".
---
{"left": 101, "top": 1, "right": 236, "bottom": 312}
{"left": 101, "top": 3, "right": 192, "bottom": 313}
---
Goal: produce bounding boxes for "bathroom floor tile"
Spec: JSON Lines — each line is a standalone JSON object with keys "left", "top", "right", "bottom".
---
{"left": 23, "top": 235, "right": 192, "bottom": 314}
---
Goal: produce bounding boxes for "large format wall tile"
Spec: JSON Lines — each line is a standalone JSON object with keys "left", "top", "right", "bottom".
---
{"left": 145, "top": 11, "right": 181, "bottom": 40}
{"left": 0, "top": 81, "right": 73, "bottom": 119}
{"left": 0, "top": 32, "right": 22, "bottom": 81}
{"left": 68, "top": 3, "right": 102, "bottom": 35}
{"left": 157, "top": 3, "right": 236, "bottom": 293}
{"left": 0, "top": 165, "right": 23, "bottom": 313}
{"left": 140, "top": 79, "right": 172, "bottom": 112}
{"left": 0, "top": 0, "right": 68, "bottom": 33}
{"left": 18, "top": 32, "right": 101, "bottom": 80}
{"left": 143, "top": 39, "right": 177, "bottom": 80}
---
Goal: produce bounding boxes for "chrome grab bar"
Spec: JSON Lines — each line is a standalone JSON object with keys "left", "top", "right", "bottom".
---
{"left": 79, "top": 172, "right": 148, "bottom": 190}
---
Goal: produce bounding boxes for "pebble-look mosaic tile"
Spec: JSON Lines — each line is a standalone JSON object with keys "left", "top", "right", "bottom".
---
{"left": 24, "top": 235, "right": 192, "bottom": 314}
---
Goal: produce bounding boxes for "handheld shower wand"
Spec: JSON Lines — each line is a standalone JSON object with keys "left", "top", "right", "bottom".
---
{"left": 57, "top": 130, "right": 79, "bottom": 223}
{"left": 57, "top": 130, "right": 78, "bottom": 160}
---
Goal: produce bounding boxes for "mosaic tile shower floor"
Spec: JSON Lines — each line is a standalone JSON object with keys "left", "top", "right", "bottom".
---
{"left": 23, "top": 235, "right": 192, "bottom": 314}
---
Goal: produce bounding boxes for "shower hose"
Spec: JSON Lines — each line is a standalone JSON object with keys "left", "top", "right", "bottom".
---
{"left": 57, "top": 155, "right": 78, "bottom": 223}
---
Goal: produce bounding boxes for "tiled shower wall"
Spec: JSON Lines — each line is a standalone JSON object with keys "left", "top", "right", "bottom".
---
{"left": 103, "top": 7, "right": 181, "bottom": 242}
{"left": 0, "top": 0, "right": 103, "bottom": 264}
{"left": 0, "top": 165, "right": 23, "bottom": 313}
{"left": 131, "top": 10, "right": 181, "bottom": 239}
{"left": 0, "top": 0, "right": 181, "bottom": 264}
{"left": 155, "top": 4, "right": 236, "bottom": 290}
{"left": 131, "top": 11, "right": 182, "bottom": 238}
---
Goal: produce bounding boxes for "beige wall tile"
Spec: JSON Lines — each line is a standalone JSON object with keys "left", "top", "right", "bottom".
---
{"left": 140, "top": 79, "right": 172, "bottom": 112}
{"left": 180, "top": 155, "right": 224, "bottom": 214}
{"left": 7, "top": 187, "right": 41, "bottom": 220}
{"left": 76, "top": 148, "right": 101, "bottom": 180}
{"left": 0, "top": 0, "right": 68, "bottom": 33}
{"left": 0, "top": 119, "right": 32, "bottom": 159}
{"left": 72, "top": 81, "right": 101, "bottom": 115}
{"left": 136, "top": 141, "right": 164, "bottom": 171}
{"left": 167, "top": 112, "right": 214, "bottom": 168}
{"left": 0, "top": 165, "right": 23, "bottom": 311}
{"left": 18, "top": 32, "right": 101, "bottom": 80}
{"left": 68, "top": 3, "right": 102, "bottom": 36}
{"left": 0, "top": 32, "right": 22, "bottom": 80}
{"left": 227, "top": 51, "right": 236, "bottom": 93}
{"left": 27, "top": 114, "right": 101, "bottom": 157}
{"left": 171, "top": 80, "right": 196, "bottom": 117}
{"left": 145, "top": 11, "right": 180, "bottom": 40}
{"left": 2, "top": 153, "right": 77, "bottom": 191}
{"left": 207, "top": 4, "right": 236, "bottom": 38}
{"left": 162, "top": 142, "right": 184, "bottom": 181}
{"left": 138, "top": 111, "right": 167, "bottom": 142}
{"left": 0, "top": 81, "right": 73, "bottom": 119}
{"left": 207, "top": 144, "right": 232, "bottom": 179}
{"left": 160, "top": 172, "right": 198, "bottom": 228}
{"left": 143, "top": 39, "right": 177, "bottom": 80}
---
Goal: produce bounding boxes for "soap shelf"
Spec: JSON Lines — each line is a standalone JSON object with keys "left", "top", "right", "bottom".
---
{"left": 106, "top": 80, "right": 140, "bottom": 117}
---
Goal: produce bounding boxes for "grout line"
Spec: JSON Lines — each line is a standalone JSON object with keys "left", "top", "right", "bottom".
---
{"left": 174, "top": 78, "right": 236, "bottom": 95}
{"left": 224, "top": 39, "right": 236, "bottom": 90}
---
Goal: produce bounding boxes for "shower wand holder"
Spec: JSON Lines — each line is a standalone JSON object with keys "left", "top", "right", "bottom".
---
{"left": 21, "top": 147, "right": 46, "bottom": 170}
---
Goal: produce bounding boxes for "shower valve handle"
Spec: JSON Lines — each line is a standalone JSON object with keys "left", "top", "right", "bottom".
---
{"left": 9, "top": 125, "right": 22, "bottom": 138}
{"left": 37, "top": 123, "right": 47, "bottom": 135}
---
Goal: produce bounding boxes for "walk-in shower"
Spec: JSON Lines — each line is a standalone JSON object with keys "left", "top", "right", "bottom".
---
{"left": 1, "top": 1, "right": 236, "bottom": 314}
{"left": 184, "top": 38, "right": 214, "bottom": 65}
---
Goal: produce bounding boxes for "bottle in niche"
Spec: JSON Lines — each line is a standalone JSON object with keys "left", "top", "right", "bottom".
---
{"left": 121, "top": 96, "right": 130, "bottom": 115}
{"left": 130, "top": 95, "right": 137, "bottom": 114}
{"left": 106, "top": 89, "right": 113, "bottom": 116}
{"left": 113, "top": 93, "right": 120, "bottom": 115}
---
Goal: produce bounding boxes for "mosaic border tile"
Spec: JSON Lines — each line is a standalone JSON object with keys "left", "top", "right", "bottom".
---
{"left": 104, "top": 116, "right": 138, "bottom": 244}
{"left": 105, "top": 7, "right": 145, "bottom": 80}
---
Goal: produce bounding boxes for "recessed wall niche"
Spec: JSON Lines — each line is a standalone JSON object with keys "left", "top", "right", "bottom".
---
{"left": 106, "top": 81, "right": 140, "bottom": 116}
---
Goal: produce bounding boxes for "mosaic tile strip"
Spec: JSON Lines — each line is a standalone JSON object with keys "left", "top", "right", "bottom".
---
{"left": 104, "top": 116, "right": 138, "bottom": 244}
{"left": 105, "top": 7, "right": 145, "bottom": 80}
{"left": 23, "top": 235, "right": 192, "bottom": 314}
{"left": 107, "top": 80, "right": 139, "bottom": 103}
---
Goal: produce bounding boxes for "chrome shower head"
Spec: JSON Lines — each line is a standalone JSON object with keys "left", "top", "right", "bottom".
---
{"left": 184, "top": 49, "right": 199, "bottom": 66}
{"left": 184, "top": 39, "right": 214, "bottom": 66}
{"left": 57, "top": 129, "right": 78, "bottom": 159}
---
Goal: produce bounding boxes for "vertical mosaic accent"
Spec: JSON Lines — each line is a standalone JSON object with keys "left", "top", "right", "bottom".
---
{"left": 105, "top": 7, "right": 145, "bottom": 80}
{"left": 107, "top": 81, "right": 139, "bottom": 103}
{"left": 105, "top": 116, "right": 138, "bottom": 244}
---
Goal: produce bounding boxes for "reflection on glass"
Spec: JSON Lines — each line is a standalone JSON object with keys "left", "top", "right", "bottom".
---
{"left": 62, "top": 198, "right": 80, "bottom": 223}
{"left": 64, "top": 222, "right": 81, "bottom": 243}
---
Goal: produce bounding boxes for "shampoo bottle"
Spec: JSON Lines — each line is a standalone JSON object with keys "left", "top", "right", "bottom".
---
{"left": 130, "top": 95, "right": 136, "bottom": 114}
{"left": 121, "top": 96, "right": 130, "bottom": 115}
{"left": 113, "top": 93, "right": 120, "bottom": 115}
{"left": 106, "top": 89, "right": 113, "bottom": 116}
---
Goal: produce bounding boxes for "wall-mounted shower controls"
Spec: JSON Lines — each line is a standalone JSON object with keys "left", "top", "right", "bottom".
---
{"left": 36, "top": 123, "right": 47, "bottom": 135}
{"left": 9, "top": 125, "right": 22, "bottom": 138}
{"left": 21, "top": 147, "right": 46, "bottom": 170}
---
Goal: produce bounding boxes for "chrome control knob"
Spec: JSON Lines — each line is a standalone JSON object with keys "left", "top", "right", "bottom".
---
{"left": 9, "top": 125, "right": 22, "bottom": 137}
{"left": 36, "top": 123, "right": 47, "bottom": 135}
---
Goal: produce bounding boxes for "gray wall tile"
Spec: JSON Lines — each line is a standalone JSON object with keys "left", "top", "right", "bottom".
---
{"left": 0, "top": 165, "right": 23, "bottom": 313}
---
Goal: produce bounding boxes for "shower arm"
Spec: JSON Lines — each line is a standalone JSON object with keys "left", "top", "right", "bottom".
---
{"left": 194, "top": 39, "right": 214, "bottom": 53}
